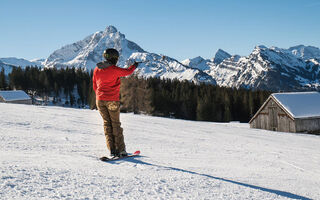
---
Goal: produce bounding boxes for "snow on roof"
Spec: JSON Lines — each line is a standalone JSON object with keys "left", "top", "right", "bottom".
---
{"left": 272, "top": 92, "right": 320, "bottom": 118}
{"left": 0, "top": 90, "right": 31, "bottom": 101}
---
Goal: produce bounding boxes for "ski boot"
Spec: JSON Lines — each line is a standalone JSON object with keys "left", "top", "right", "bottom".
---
{"left": 119, "top": 150, "right": 128, "bottom": 157}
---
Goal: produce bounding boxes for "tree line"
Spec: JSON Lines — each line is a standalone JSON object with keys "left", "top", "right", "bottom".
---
{"left": 120, "top": 76, "right": 271, "bottom": 122}
{"left": 1, "top": 66, "right": 95, "bottom": 107}
{"left": 1, "top": 66, "right": 271, "bottom": 122}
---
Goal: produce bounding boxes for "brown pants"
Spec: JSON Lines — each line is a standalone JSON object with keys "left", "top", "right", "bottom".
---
{"left": 96, "top": 100, "right": 125, "bottom": 153}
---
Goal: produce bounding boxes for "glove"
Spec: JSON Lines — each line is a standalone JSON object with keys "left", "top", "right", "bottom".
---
{"left": 133, "top": 61, "right": 139, "bottom": 68}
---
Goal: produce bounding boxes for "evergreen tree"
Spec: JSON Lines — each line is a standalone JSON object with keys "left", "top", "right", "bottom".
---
{"left": 0, "top": 68, "right": 7, "bottom": 90}
{"left": 223, "top": 91, "right": 231, "bottom": 122}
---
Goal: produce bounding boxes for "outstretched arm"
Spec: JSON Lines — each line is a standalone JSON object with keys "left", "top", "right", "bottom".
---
{"left": 115, "top": 64, "right": 137, "bottom": 77}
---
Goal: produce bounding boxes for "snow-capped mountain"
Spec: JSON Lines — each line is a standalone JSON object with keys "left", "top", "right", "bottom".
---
{"left": 181, "top": 49, "right": 231, "bottom": 71}
{"left": 207, "top": 45, "right": 320, "bottom": 91}
{"left": 206, "top": 55, "right": 242, "bottom": 87}
{"left": 44, "top": 26, "right": 216, "bottom": 84}
{"left": 0, "top": 60, "right": 14, "bottom": 75}
{"left": 0, "top": 57, "right": 42, "bottom": 68}
{"left": 44, "top": 26, "right": 144, "bottom": 70}
{"left": 2, "top": 25, "right": 315, "bottom": 91}
{"left": 0, "top": 57, "right": 44, "bottom": 76}
{"left": 128, "top": 52, "right": 216, "bottom": 83}
{"left": 41, "top": 25, "right": 320, "bottom": 90}
{"left": 212, "top": 49, "right": 232, "bottom": 64}
{"left": 288, "top": 45, "right": 320, "bottom": 61}
{"left": 30, "top": 58, "right": 45, "bottom": 66}
{"left": 181, "top": 56, "right": 213, "bottom": 71}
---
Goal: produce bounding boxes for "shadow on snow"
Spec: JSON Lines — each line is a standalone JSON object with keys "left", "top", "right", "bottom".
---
{"left": 107, "top": 156, "right": 312, "bottom": 200}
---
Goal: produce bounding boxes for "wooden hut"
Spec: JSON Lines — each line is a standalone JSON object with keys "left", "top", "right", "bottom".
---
{"left": 249, "top": 92, "right": 320, "bottom": 134}
{"left": 0, "top": 90, "right": 32, "bottom": 105}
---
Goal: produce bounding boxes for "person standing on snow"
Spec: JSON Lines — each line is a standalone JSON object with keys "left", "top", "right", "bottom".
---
{"left": 93, "top": 48, "right": 138, "bottom": 157}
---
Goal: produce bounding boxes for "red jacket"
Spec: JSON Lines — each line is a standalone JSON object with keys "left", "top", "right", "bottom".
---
{"left": 93, "top": 62, "right": 136, "bottom": 101}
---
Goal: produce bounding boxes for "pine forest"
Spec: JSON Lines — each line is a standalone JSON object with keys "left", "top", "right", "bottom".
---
{"left": 0, "top": 66, "right": 271, "bottom": 123}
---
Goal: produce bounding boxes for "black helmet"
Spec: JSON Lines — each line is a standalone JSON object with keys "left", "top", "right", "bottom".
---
{"left": 103, "top": 48, "right": 119, "bottom": 64}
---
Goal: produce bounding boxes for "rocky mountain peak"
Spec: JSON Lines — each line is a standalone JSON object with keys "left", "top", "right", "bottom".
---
{"left": 104, "top": 25, "right": 118, "bottom": 34}
{"left": 41, "top": 26, "right": 215, "bottom": 84}
{"left": 213, "top": 49, "right": 231, "bottom": 64}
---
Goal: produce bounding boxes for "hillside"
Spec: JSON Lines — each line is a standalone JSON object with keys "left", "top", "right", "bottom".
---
{"left": 0, "top": 103, "right": 319, "bottom": 199}
{"left": 0, "top": 60, "right": 14, "bottom": 75}
{"left": 0, "top": 57, "right": 42, "bottom": 68}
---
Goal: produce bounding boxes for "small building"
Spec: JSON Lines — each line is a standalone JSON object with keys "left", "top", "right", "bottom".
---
{"left": 0, "top": 90, "right": 32, "bottom": 105}
{"left": 249, "top": 92, "right": 320, "bottom": 134}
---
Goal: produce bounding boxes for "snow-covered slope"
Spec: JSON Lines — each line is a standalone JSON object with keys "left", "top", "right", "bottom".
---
{"left": 1, "top": 103, "right": 319, "bottom": 199}
{"left": 129, "top": 52, "right": 216, "bottom": 83}
{"left": 206, "top": 55, "right": 242, "bottom": 87}
{"left": 30, "top": 58, "right": 45, "bottom": 66}
{"left": 0, "top": 60, "right": 14, "bottom": 75}
{"left": 288, "top": 45, "right": 320, "bottom": 61}
{"left": 181, "top": 56, "right": 211, "bottom": 71}
{"left": 0, "top": 57, "right": 42, "bottom": 68}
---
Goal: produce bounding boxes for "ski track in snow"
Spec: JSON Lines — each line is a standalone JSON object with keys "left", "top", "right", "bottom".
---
{"left": 0, "top": 103, "right": 319, "bottom": 200}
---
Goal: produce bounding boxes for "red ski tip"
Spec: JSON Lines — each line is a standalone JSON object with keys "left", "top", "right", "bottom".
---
{"left": 133, "top": 150, "right": 140, "bottom": 155}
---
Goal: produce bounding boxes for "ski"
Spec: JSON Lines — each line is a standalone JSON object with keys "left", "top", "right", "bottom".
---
{"left": 100, "top": 150, "right": 140, "bottom": 162}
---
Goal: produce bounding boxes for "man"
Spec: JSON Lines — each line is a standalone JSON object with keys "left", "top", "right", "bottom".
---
{"left": 93, "top": 48, "right": 138, "bottom": 157}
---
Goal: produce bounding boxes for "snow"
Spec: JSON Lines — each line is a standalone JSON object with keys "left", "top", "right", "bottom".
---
{"left": 43, "top": 26, "right": 215, "bottom": 84}
{"left": 129, "top": 52, "right": 215, "bottom": 84}
{"left": 181, "top": 56, "right": 214, "bottom": 71}
{"left": 272, "top": 92, "right": 320, "bottom": 118}
{"left": 39, "top": 25, "right": 320, "bottom": 90}
{"left": 44, "top": 26, "right": 145, "bottom": 70}
{"left": 0, "top": 62, "right": 13, "bottom": 75}
{"left": 0, "top": 57, "right": 41, "bottom": 68}
{"left": 0, "top": 90, "right": 31, "bottom": 101}
{"left": 29, "top": 58, "right": 45, "bottom": 66}
{"left": 309, "top": 58, "right": 320, "bottom": 65}
{"left": 213, "top": 49, "right": 232, "bottom": 64}
{"left": 289, "top": 45, "right": 320, "bottom": 60}
{"left": 1, "top": 103, "right": 319, "bottom": 199}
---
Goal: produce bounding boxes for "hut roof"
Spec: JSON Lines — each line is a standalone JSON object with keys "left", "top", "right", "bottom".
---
{"left": 0, "top": 90, "right": 31, "bottom": 101}
{"left": 272, "top": 92, "right": 320, "bottom": 119}
{"left": 249, "top": 91, "right": 320, "bottom": 123}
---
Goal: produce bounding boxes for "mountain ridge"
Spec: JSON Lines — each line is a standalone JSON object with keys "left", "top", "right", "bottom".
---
{"left": 1, "top": 26, "right": 320, "bottom": 91}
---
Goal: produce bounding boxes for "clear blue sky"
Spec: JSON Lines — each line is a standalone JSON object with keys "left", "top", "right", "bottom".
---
{"left": 1, "top": 0, "right": 319, "bottom": 61}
